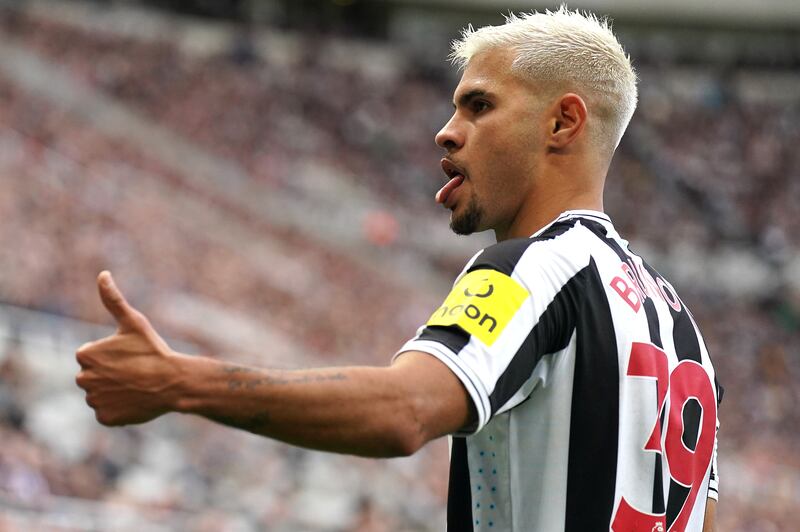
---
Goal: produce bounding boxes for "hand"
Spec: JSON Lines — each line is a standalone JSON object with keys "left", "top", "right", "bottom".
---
{"left": 76, "top": 271, "right": 183, "bottom": 426}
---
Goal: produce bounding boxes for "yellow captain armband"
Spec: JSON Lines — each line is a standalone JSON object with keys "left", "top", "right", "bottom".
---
{"left": 427, "top": 269, "right": 529, "bottom": 346}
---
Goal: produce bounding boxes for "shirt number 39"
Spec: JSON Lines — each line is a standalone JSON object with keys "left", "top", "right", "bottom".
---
{"left": 611, "top": 342, "right": 717, "bottom": 532}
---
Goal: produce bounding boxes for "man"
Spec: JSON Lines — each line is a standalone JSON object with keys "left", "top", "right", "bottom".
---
{"left": 76, "top": 8, "right": 720, "bottom": 531}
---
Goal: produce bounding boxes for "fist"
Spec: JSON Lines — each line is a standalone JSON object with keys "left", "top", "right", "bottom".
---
{"left": 76, "top": 272, "right": 181, "bottom": 426}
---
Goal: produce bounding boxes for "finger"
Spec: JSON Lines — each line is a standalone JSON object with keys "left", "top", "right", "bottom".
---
{"left": 76, "top": 370, "right": 91, "bottom": 390}
{"left": 85, "top": 393, "right": 97, "bottom": 409}
{"left": 76, "top": 335, "right": 119, "bottom": 357}
{"left": 95, "top": 410, "right": 114, "bottom": 426}
{"left": 97, "top": 271, "right": 139, "bottom": 332}
{"left": 76, "top": 348, "right": 90, "bottom": 369}
{"left": 77, "top": 341, "right": 95, "bottom": 353}
{"left": 76, "top": 341, "right": 95, "bottom": 363}
{"left": 76, "top": 340, "right": 100, "bottom": 369}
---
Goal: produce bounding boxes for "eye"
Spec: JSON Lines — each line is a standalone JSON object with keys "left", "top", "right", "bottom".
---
{"left": 471, "top": 100, "right": 490, "bottom": 114}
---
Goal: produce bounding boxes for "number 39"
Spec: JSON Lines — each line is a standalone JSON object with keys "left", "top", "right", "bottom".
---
{"left": 611, "top": 342, "right": 717, "bottom": 532}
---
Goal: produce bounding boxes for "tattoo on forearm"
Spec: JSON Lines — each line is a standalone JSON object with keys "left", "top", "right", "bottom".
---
{"left": 212, "top": 367, "right": 348, "bottom": 433}
{"left": 222, "top": 365, "right": 348, "bottom": 391}
{"left": 222, "top": 366, "right": 256, "bottom": 374}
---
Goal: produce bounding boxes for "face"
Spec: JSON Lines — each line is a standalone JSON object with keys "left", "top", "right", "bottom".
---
{"left": 435, "top": 48, "right": 548, "bottom": 237}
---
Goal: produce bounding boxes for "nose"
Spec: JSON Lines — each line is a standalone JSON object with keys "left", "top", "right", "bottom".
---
{"left": 435, "top": 114, "right": 464, "bottom": 151}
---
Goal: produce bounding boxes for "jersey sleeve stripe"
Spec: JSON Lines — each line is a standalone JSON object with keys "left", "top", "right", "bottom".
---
{"left": 487, "top": 264, "right": 588, "bottom": 415}
{"left": 418, "top": 325, "right": 471, "bottom": 355}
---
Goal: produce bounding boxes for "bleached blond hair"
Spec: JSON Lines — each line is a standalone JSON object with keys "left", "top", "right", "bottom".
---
{"left": 451, "top": 6, "right": 637, "bottom": 151}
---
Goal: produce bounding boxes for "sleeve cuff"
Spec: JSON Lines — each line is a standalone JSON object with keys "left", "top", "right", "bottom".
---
{"left": 707, "top": 476, "right": 718, "bottom": 501}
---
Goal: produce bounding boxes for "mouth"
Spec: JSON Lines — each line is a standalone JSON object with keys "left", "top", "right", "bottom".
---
{"left": 436, "top": 158, "right": 467, "bottom": 208}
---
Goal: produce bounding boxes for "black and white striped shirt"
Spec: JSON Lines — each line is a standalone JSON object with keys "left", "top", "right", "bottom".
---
{"left": 397, "top": 210, "right": 721, "bottom": 532}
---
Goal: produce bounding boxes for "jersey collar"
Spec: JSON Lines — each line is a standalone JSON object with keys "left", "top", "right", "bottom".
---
{"left": 531, "top": 210, "right": 613, "bottom": 237}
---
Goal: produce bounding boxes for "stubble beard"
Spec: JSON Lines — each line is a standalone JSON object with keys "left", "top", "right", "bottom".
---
{"left": 449, "top": 193, "right": 484, "bottom": 235}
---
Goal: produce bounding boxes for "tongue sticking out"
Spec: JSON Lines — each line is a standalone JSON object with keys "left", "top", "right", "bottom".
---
{"left": 436, "top": 174, "right": 465, "bottom": 205}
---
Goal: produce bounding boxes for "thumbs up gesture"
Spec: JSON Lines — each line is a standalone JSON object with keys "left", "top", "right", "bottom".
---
{"left": 76, "top": 272, "right": 183, "bottom": 426}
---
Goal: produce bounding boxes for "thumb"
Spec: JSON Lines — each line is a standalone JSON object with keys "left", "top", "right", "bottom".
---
{"left": 97, "top": 271, "right": 140, "bottom": 332}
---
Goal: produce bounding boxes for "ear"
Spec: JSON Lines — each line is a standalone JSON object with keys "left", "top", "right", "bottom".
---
{"left": 546, "top": 93, "right": 588, "bottom": 149}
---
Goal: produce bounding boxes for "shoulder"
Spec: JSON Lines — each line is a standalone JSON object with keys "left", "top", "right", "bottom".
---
{"left": 468, "top": 219, "right": 595, "bottom": 277}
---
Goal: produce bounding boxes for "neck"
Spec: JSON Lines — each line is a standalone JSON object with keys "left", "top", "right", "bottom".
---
{"left": 494, "top": 188, "right": 604, "bottom": 242}
{"left": 493, "top": 148, "right": 610, "bottom": 241}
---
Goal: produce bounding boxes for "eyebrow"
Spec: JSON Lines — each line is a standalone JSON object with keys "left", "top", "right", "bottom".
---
{"left": 453, "top": 89, "right": 490, "bottom": 109}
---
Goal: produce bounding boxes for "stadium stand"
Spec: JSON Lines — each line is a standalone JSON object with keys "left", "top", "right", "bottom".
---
{"left": 0, "top": 1, "right": 798, "bottom": 530}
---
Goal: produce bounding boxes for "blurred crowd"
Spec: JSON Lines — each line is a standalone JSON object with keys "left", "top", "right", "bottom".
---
{"left": 0, "top": 3, "right": 798, "bottom": 531}
{"left": 0, "top": 7, "right": 449, "bottom": 210}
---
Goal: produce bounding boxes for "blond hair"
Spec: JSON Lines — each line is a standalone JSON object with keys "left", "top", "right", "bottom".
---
{"left": 450, "top": 6, "right": 637, "bottom": 150}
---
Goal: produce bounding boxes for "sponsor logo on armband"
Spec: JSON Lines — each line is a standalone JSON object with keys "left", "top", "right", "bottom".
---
{"left": 427, "top": 269, "right": 529, "bottom": 346}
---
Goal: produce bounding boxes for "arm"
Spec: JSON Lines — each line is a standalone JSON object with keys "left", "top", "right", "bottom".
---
{"left": 176, "top": 351, "right": 472, "bottom": 457}
{"left": 703, "top": 498, "right": 716, "bottom": 532}
{"left": 76, "top": 272, "right": 474, "bottom": 457}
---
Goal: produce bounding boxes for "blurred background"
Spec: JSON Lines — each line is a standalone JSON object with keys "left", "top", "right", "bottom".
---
{"left": 0, "top": 0, "right": 798, "bottom": 530}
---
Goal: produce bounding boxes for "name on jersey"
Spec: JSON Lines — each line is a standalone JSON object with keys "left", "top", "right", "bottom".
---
{"left": 427, "top": 269, "right": 529, "bottom": 346}
{"left": 610, "top": 261, "right": 682, "bottom": 314}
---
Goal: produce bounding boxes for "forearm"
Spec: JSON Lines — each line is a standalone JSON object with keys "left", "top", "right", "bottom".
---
{"left": 170, "top": 354, "right": 424, "bottom": 457}
{"left": 703, "top": 498, "right": 716, "bottom": 532}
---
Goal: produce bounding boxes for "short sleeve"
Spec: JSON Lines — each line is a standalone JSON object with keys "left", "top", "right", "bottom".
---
{"left": 707, "top": 419, "right": 720, "bottom": 501}
{"left": 395, "top": 233, "right": 591, "bottom": 435}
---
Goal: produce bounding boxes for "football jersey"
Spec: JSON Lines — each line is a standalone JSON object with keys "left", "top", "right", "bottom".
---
{"left": 396, "top": 210, "right": 721, "bottom": 532}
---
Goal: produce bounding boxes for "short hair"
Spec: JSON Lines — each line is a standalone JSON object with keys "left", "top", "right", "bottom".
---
{"left": 450, "top": 6, "right": 637, "bottom": 151}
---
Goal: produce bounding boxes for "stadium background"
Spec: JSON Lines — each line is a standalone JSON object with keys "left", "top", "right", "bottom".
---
{"left": 0, "top": 0, "right": 798, "bottom": 530}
